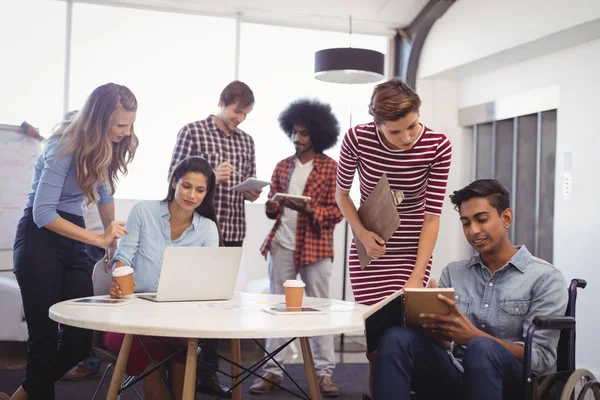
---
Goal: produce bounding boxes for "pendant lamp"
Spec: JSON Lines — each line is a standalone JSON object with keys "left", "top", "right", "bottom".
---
{"left": 314, "top": 16, "right": 385, "bottom": 84}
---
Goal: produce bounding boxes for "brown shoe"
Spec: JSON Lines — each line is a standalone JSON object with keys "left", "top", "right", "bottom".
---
{"left": 318, "top": 375, "right": 340, "bottom": 397}
{"left": 61, "top": 364, "right": 99, "bottom": 381}
{"left": 0, "top": 392, "right": 10, "bottom": 400}
{"left": 249, "top": 372, "right": 282, "bottom": 394}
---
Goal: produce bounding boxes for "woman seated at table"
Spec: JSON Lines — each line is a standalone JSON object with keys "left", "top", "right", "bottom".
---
{"left": 106, "top": 156, "right": 220, "bottom": 400}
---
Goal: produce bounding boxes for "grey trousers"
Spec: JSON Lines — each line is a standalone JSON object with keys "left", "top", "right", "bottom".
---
{"left": 263, "top": 241, "right": 336, "bottom": 378}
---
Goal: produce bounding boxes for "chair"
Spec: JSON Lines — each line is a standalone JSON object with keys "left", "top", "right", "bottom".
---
{"left": 90, "top": 260, "right": 142, "bottom": 400}
{"left": 91, "top": 259, "right": 112, "bottom": 297}
{"left": 524, "top": 278, "right": 600, "bottom": 399}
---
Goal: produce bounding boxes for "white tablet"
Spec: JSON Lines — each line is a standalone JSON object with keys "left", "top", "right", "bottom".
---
{"left": 231, "top": 178, "right": 271, "bottom": 192}
{"left": 67, "top": 297, "right": 130, "bottom": 306}
{"left": 263, "top": 306, "right": 326, "bottom": 315}
{"left": 272, "top": 193, "right": 311, "bottom": 201}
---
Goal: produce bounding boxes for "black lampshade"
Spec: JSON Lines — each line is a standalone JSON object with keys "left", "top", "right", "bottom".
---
{"left": 314, "top": 47, "right": 385, "bottom": 84}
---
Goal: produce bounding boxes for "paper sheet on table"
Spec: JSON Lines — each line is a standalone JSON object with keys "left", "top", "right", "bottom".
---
{"left": 279, "top": 299, "right": 357, "bottom": 312}
{"left": 197, "top": 300, "right": 277, "bottom": 310}
{"left": 231, "top": 178, "right": 271, "bottom": 192}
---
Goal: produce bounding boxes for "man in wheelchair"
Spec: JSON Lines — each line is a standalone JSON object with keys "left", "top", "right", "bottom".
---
{"left": 374, "top": 179, "right": 568, "bottom": 400}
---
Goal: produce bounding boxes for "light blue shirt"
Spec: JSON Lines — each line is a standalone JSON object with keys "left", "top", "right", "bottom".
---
{"left": 439, "top": 246, "right": 568, "bottom": 376}
{"left": 113, "top": 200, "right": 219, "bottom": 293}
{"left": 25, "top": 136, "right": 113, "bottom": 227}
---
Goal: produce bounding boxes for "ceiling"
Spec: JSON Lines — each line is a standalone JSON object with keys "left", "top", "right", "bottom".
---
{"left": 78, "top": 0, "right": 429, "bottom": 36}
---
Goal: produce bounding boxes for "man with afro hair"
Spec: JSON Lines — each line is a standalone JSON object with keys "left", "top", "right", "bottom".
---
{"left": 251, "top": 99, "right": 344, "bottom": 397}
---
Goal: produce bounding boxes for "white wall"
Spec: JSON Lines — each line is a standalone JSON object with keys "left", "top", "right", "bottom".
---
{"left": 419, "top": 0, "right": 600, "bottom": 79}
{"left": 418, "top": 0, "right": 600, "bottom": 376}
{"left": 417, "top": 79, "right": 473, "bottom": 278}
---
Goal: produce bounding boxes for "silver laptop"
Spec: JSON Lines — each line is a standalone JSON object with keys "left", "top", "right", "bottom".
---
{"left": 138, "top": 246, "right": 242, "bottom": 302}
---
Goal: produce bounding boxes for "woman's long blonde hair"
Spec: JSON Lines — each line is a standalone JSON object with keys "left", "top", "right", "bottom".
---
{"left": 53, "top": 83, "right": 139, "bottom": 205}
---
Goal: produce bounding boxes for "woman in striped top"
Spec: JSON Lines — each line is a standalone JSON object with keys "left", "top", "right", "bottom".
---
{"left": 336, "top": 78, "right": 452, "bottom": 306}
{"left": 336, "top": 78, "right": 452, "bottom": 397}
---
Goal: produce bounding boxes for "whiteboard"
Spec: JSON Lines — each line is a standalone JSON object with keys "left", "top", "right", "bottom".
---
{"left": 0, "top": 124, "right": 42, "bottom": 249}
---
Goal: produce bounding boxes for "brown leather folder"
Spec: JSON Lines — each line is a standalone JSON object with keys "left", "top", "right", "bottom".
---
{"left": 352, "top": 174, "right": 401, "bottom": 269}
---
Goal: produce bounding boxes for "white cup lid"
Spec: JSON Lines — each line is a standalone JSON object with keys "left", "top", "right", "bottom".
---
{"left": 112, "top": 266, "right": 134, "bottom": 277}
{"left": 283, "top": 279, "right": 305, "bottom": 288}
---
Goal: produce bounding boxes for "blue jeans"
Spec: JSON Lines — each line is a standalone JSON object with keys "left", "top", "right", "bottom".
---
{"left": 374, "top": 327, "right": 524, "bottom": 400}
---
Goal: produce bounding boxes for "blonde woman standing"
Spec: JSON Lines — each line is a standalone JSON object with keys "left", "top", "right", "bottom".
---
{"left": 6, "top": 83, "right": 139, "bottom": 400}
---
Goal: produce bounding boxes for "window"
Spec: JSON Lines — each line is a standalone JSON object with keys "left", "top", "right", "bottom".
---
{"left": 471, "top": 110, "right": 557, "bottom": 261}
{"left": 0, "top": 0, "right": 65, "bottom": 135}
{"left": 238, "top": 23, "right": 389, "bottom": 202}
{"left": 69, "top": 3, "right": 236, "bottom": 199}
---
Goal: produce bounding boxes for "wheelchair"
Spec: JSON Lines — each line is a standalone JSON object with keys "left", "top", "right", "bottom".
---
{"left": 365, "top": 278, "right": 599, "bottom": 400}
{"left": 525, "top": 278, "right": 600, "bottom": 400}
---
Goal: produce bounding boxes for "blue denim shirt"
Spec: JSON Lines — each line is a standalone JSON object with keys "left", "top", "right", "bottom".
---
{"left": 113, "top": 200, "right": 219, "bottom": 293}
{"left": 439, "top": 246, "right": 568, "bottom": 376}
{"left": 25, "top": 136, "right": 113, "bottom": 227}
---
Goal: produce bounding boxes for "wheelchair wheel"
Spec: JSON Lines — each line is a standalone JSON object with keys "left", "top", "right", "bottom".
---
{"left": 559, "top": 369, "right": 600, "bottom": 400}
{"left": 578, "top": 380, "right": 600, "bottom": 400}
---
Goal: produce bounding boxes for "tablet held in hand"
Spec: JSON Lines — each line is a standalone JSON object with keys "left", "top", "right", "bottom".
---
{"left": 231, "top": 178, "right": 271, "bottom": 191}
{"left": 272, "top": 193, "right": 311, "bottom": 201}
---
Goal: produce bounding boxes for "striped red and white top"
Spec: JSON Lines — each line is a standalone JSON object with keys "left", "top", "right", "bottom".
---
{"left": 337, "top": 122, "right": 452, "bottom": 305}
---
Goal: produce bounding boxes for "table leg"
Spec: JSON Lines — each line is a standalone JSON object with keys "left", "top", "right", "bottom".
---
{"left": 107, "top": 333, "right": 133, "bottom": 400}
{"left": 183, "top": 339, "right": 198, "bottom": 400}
{"left": 231, "top": 339, "right": 242, "bottom": 400}
{"left": 299, "top": 337, "right": 322, "bottom": 400}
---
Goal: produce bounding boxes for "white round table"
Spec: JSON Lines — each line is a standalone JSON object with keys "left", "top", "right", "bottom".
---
{"left": 49, "top": 292, "right": 369, "bottom": 400}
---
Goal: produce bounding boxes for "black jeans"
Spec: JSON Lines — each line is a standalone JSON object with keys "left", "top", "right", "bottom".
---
{"left": 199, "top": 240, "right": 243, "bottom": 376}
{"left": 86, "top": 243, "right": 105, "bottom": 265}
{"left": 13, "top": 208, "right": 93, "bottom": 400}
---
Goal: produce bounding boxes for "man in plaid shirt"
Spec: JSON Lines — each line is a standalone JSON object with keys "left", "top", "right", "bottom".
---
{"left": 169, "top": 80, "right": 262, "bottom": 246}
{"left": 168, "top": 81, "right": 261, "bottom": 398}
{"left": 250, "top": 99, "right": 344, "bottom": 397}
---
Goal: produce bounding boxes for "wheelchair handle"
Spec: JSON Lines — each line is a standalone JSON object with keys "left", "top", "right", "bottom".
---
{"left": 523, "top": 316, "right": 575, "bottom": 382}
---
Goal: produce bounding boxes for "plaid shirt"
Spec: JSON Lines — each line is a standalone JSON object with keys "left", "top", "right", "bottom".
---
{"left": 168, "top": 115, "right": 256, "bottom": 242}
{"left": 260, "top": 153, "right": 343, "bottom": 268}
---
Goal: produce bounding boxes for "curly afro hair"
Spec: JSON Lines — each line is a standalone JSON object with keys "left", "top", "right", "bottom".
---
{"left": 278, "top": 99, "right": 340, "bottom": 153}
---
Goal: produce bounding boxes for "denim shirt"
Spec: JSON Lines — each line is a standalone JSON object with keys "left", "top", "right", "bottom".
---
{"left": 25, "top": 136, "right": 113, "bottom": 227}
{"left": 113, "top": 200, "right": 219, "bottom": 293}
{"left": 439, "top": 246, "right": 568, "bottom": 376}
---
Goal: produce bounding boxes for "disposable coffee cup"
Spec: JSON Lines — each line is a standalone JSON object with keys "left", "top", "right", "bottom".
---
{"left": 112, "top": 266, "right": 135, "bottom": 296}
{"left": 283, "top": 280, "right": 305, "bottom": 309}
